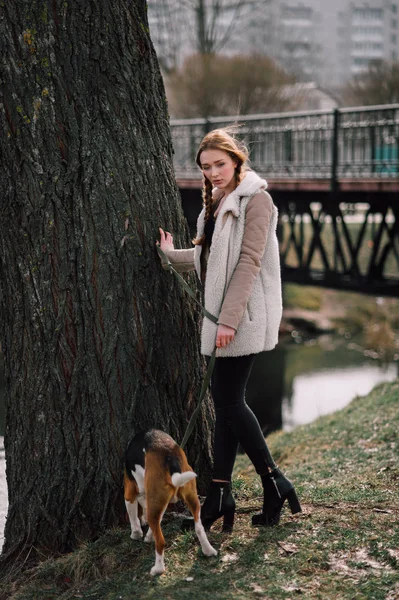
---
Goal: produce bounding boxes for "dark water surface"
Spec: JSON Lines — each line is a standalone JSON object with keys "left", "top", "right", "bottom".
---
{"left": 246, "top": 334, "right": 397, "bottom": 433}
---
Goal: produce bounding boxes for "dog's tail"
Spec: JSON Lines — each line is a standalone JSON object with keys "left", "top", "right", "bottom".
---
{"left": 171, "top": 471, "right": 197, "bottom": 488}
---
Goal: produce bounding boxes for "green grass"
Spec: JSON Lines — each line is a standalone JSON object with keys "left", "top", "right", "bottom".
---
{"left": 2, "top": 380, "right": 399, "bottom": 600}
{"left": 283, "top": 283, "right": 323, "bottom": 311}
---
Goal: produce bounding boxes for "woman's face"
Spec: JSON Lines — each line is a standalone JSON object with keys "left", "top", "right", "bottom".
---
{"left": 199, "top": 149, "right": 237, "bottom": 192}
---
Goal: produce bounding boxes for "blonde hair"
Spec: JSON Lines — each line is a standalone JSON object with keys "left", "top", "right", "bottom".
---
{"left": 193, "top": 127, "right": 249, "bottom": 245}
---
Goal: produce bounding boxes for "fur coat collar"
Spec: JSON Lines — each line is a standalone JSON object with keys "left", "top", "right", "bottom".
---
{"left": 215, "top": 170, "right": 268, "bottom": 219}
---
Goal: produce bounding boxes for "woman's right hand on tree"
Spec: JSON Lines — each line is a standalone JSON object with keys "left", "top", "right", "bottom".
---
{"left": 158, "top": 228, "right": 174, "bottom": 251}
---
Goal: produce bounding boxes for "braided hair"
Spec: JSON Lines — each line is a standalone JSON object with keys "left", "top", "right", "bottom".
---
{"left": 193, "top": 127, "right": 249, "bottom": 246}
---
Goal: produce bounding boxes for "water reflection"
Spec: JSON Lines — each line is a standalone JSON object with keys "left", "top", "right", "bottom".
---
{"left": 283, "top": 362, "right": 397, "bottom": 430}
{"left": 246, "top": 334, "right": 398, "bottom": 433}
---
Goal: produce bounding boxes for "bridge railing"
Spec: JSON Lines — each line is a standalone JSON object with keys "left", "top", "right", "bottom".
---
{"left": 170, "top": 104, "right": 399, "bottom": 186}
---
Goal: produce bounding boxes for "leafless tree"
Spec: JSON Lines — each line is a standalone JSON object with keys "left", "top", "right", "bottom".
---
{"left": 166, "top": 53, "right": 295, "bottom": 117}
{"left": 147, "top": 0, "right": 185, "bottom": 72}
{"left": 149, "top": 0, "right": 266, "bottom": 72}
{"left": 343, "top": 60, "right": 399, "bottom": 106}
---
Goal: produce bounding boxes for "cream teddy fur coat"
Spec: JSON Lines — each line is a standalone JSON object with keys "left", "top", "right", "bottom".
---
{"left": 162, "top": 171, "right": 283, "bottom": 357}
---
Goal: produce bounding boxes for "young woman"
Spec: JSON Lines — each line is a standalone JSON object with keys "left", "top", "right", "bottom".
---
{"left": 158, "top": 128, "right": 301, "bottom": 530}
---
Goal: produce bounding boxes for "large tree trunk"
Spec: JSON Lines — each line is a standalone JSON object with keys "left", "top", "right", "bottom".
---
{"left": 0, "top": 0, "right": 213, "bottom": 564}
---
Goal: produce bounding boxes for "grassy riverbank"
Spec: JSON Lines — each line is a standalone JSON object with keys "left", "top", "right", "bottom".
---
{"left": 283, "top": 283, "right": 399, "bottom": 332}
{"left": 282, "top": 284, "right": 399, "bottom": 361}
{"left": 2, "top": 379, "right": 398, "bottom": 600}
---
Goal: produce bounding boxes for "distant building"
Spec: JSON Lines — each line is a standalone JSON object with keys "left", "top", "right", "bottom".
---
{"left": 280, "top": 82, "right": 339, "bottom": 110}
{"left": 148, "top": 0, "right": 399, "bottom": 89}
{"left": 230, "top": 0, "right": 399, "bottom": 88}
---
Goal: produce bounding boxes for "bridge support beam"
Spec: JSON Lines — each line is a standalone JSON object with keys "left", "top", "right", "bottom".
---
{"left": 179, "top": 186, "right": 399, "bottom": 297}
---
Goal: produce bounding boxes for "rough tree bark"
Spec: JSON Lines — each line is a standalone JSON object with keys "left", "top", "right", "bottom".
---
{"left": 0, "top": 0, "right": 213, "bottom": 564}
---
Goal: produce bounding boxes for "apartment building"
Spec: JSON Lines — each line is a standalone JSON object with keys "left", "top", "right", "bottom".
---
{"left": 235, "top": 0, "right": 399, "bottom": 86}
{"left": 148, "top": 0, "right": 399, "bottom": 88}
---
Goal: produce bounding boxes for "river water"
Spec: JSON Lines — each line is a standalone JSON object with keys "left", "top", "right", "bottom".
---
{"left": 0, "top": 333, "right": 397, "bottom": 551}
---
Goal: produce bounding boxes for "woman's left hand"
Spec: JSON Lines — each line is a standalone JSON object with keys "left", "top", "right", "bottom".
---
{"left": 216, "top": 324, "right": 236, "bottom": 348}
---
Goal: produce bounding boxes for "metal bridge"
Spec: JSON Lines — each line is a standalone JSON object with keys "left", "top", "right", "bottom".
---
{"left": 171, "top": 104, "right": 399, "bottom": 296}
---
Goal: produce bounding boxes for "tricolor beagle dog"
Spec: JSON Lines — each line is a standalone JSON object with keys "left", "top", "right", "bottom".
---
{"left": 124, "top": 429, "right": 217, "bottom": 576}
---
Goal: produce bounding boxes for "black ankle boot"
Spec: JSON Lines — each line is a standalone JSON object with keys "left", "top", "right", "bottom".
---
{"left": 182, "top": 480, "right": 236, "bottom": 532}
{"left": 201, "top": 481, "right": 236, "bottom": 532}
{"left": 252, "top": 468, "right": 301, "bottom": 527}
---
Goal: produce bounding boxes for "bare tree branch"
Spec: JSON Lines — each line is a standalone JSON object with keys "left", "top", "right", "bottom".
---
{"left": 343, "top": 60, "right": 399, "bottom": 105}
{"left": 149, "top": 0, "right": 266, "bottom": 63}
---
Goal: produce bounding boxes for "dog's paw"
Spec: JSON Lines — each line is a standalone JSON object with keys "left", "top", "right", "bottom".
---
{"left": 203, "top": 545, "right": 218, "bottom": 557}
{"left": 144, "top": 529, "right": 154, "bottom": 543}
{"left": 150, "top": 565, "right": 165, "bottom": 576}
{"left": 130, "top": 528, "right": 143, "bottom": 540}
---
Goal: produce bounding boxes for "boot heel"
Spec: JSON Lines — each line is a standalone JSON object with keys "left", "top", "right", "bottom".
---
{"left": 222, "top": 507, "right": 235, "bottom": 532}
{"left": 196, "top": 481, "right": 235, "bottom": 533}
{"left": 287, "top": 489, "right": 302, "bottom": 514}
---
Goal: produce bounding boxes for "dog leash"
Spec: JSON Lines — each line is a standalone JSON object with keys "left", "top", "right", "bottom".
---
{"left": 156, "top": 245, "right": 217, "bottom": 450}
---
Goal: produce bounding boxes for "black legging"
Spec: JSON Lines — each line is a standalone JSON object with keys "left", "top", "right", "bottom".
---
{"left": 210, "top": 354, "right": 271, "bottom": 481}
